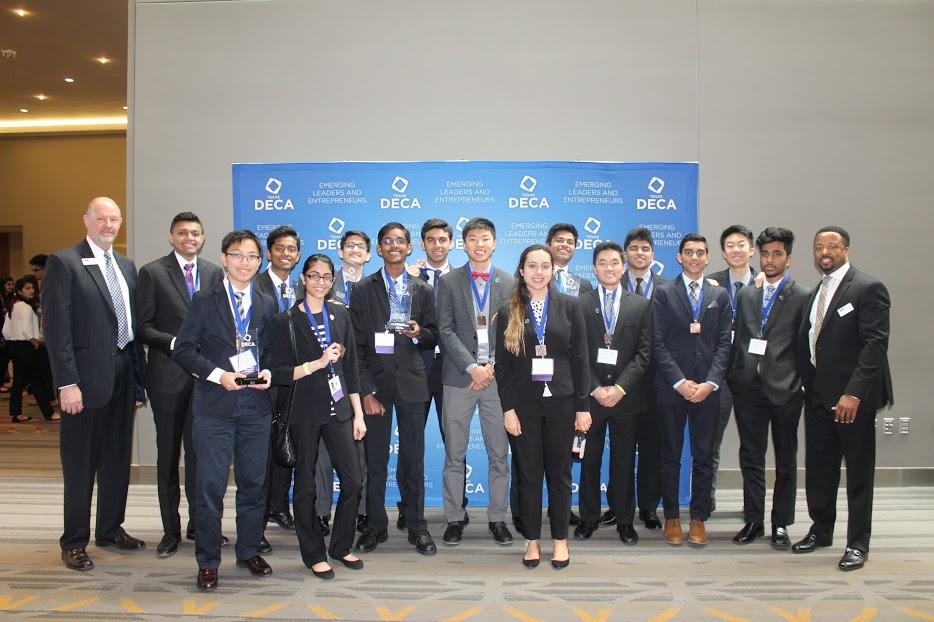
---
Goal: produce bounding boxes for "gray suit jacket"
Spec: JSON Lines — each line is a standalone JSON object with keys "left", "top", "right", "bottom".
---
{"left": 437, "top": 265, "right": 515, "bottom": 388}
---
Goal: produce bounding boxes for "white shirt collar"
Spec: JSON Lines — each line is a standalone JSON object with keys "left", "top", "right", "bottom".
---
{"left": 86, "top": 236, "right": 113, "bottom": 260}
{"left": 267, "top": 267, "right": 290, "bottom": 289}
{"left": 174, "top": 251, "right": 197, "bottom": 272}
{"left": 825, "top": 262, "right": 850, "bottom": 282}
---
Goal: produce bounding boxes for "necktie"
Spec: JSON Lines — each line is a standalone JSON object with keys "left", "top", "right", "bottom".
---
{"left": 764, "top": 284, "right": 776, "bottom": 306}
{"left": 556, "top": 269, "right": 565, "bottom": 292}
{"left": 635, "top": 277, "right": 644, "bottom": 296}
{"left": 689, "top": 280, "right": 699, "bottom": 306}
{"left": 432, "top": 269, "right": 441, "bottom": 299}
{"left": 345, "top": 280, "right": 353, "bottom": 305}
{"left": 812, "top": 275, "right": 832, "bottom": 350}
{"left": 103, "top": 251, "right": 130, "bottom": 348}
{"left": 604, "top": 290, "right": 613, "bottom": 317}
{"left": 184, "top": 263, "right": 195, "bottom": 298}
{"left": 278, "top": 281, "right": 288, "bottom": 312}
{"left": 471, "top": 271, "right": 489, "bottom": 282}
{"left": 234, "top": 290, "right": 246, "bottom": 322}
{"left": 735, "top": 281, "right": 744, "bottom": 294}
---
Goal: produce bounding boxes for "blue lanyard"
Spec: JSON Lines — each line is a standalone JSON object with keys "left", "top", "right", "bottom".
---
{"left": 226, "top": 281, "right": 253, "bottom": 336}
{"left": 528, "top": 291, "right": 549, "bottom": 346}
{"left": 273, "top": 277, "right": 293, "bottom": 312}
{"left": 382, "top": 268, "right": 408, "bottom": 310}
{"left": 687, "top": 280, "right": 705, "bottom": 322}
{"left": 302, "top": 301, "right": 335, "bottom": 374}
{"left": 600, "top": 286, "right": 618, "bottom": 335}
{"left": 758, "top": 277, "right": 787, "bottom": 337}
{"left": 627, "top": 272, "right": 652, "bottom": 299}
{"left": 185, "top": 266, "right": 201, "bottom": 299}
{"left": 725, "top": 273, "right": 751, "bottom": 319}
{"left": 467, "top": 263, "right": 491, "bottom": 314}
{"left": 343, "top": 279, "right": 353, "bottom": 305}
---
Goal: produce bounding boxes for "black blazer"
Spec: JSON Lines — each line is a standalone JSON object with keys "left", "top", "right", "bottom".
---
{"left": 136, "top": 253, "right": 223, "bottom": 394}
{"left": 797, "top": 265, "right": 893, "bottom": 411}
{"left": 42, "top": 240, "right": 145, "bottom": 407}
{"left": 729, "top": 277, "right": 810, "bottom": 405}
{"left": 270, "top": 301, "right": 360, "bottom": 426}
{"left": 172, "top": 280, "right": 277, "bottom": 419}
{"left": 494, "top": 290, "right": 590, "bottom": 414}
{"left": 349, "top": 269, "right": 438, "bottom": 402}
{"left": 580, "top": 287, "right": 652, "bottom": 414}
{"left": 651, "top": 274, "right": 733, "bottom": 394}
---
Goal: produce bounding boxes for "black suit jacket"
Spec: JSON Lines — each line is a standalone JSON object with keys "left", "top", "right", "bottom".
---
{"left": 270, "top": 301, "right": 360, "bottom": 425}
{"left": 729, "top": 277, "right": 810, "bottom": 405}
{"left": 494, "top": 290, "right": 590, "bottom": 413}
{"left": 709, "top": 267, "right": 755, "bottom": 321}
{"left": 798, "top": 265, "right": 893, "bottom": 411}
{"left": 254, "top": 269, "right": 301, "bottom": 313}
{"left": 349, "top": 269, "right": 438, "bottom": 403}
{"left": 172, "top": 281, "right": 277, "bottom": 419}
{"left": 42, "top": 240, "right": 145, "bottom": 407}
{"left": 136, "top": 253, "right": 223, "bottom": 394}
{"left": 651, "top": 274, "right": 733, "bottom": 394}
{"left": 580, "top": 287, "right": 652, "bottom": 414}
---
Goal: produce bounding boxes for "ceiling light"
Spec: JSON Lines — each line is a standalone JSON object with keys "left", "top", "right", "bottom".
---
{"left": 122, "top": 106, "right": 128, "bottom": 110}
{"left": 13, "top": 8, "right": 29, "bottom": 17}
{"left": 64, "top": 77, "right": 75, "bottom": 83}
{"left": 19, "top": 108, "right": 28, "bottom": 113}
{"left": 0, "top": 115, "right": 128, "bottom": 130}
{"left": 35, "top": 94, "right": 48, "bottom": 101}
{"left": 96, "top": 56, "right": 111, "bottom": 65}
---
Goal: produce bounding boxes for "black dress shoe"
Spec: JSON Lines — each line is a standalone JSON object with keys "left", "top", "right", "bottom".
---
{"left": 771, "top": 526, "right": 791, "bottom": 550}
{"left": 838, "top": 547, "right": 867, "bottom": 571}
{"left": 356, "top": 514, "right": 369, "bottom": 533}
{"left": 62, "top": 548, "right": 94, "bottom": 571}
{"left": 733, "top": 522, "right": 765, "bottom": 545}
{"left": 156, "top": 534, "right": 181, "bottom": 558}
{"left": 791, "top": 532, "right": 832, "bottom": 554}
{"left": 599, "top": 509, "right": 617, "bottom": 526}
{"left": 551, "top": 557, "right": 570, "bottom": 569}
{"left": 408, "top": 529, "right": 437, "bottom": 555}
{"left": 258, "top": 536, "right": 272, "bottom": 554}
{"left": 522, "top": 541, "right": 540, "bottom": 568}
{"left": 197, "top": 568, "right": 218, "bottom": 591}
{"left": 185, "top": 529, "right": 230, "bottom": 545}
{"left": 269, "top": 512, "right": 295, "bottom": 530}
{"left": 569, "top": 510, "right": 581, "bottom": 526}
{"left": 354, "top": 528, "right": 388, "bottom": 553}
{"left": 221, "top": 534, "right": 230, "bottom": 546}
{"left": 640, "top": 510, "right": 663, "bottom": 530}
{"left": 332, "top": 555, "right": 364, "bottom": 570}
{"left": 442, "top": 521, "right": 464, "bottom": 545}
{"left": 311, "top": 564, "right": 335, "bottom": 580}
{"left": 618, "top": 524, "right": 639, "bottom": 545}
{"left": 489, "top": 521, "right": 513, "bottom": 545}
{"left": 95, "top": 529, "right": 146, "bottom": 550}
{"left": 573, "top": 522, "right": 597, "bottom": 539}
{"left": 318, "top": 515, "right": 331, "bottom": 536}
{"left": 236, "top": 554, "right": 273, "bottom": 576}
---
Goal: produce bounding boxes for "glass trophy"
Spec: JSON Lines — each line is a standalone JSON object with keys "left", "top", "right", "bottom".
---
{"left": 563, "top": 273, "right": 581, "bottom": 297}
{"left": 233, "top": 332, "right": 264, "bottom": 385}
{"left": 385, "top": 287, "right": 413, "bottom": 332}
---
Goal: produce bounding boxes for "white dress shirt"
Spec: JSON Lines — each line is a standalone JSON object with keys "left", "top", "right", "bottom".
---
{"left": 808, "top": 262, "right": 850, "bottom": 365}
{"left": 86, "top": 236, "right": 134, "bottom": 342}
{"left": 1, "top": 300, "right": 41, "bottom": 341}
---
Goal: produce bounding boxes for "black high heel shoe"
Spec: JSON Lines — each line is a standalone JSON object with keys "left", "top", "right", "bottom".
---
{"left": 522, "top": 540, "right": 540, "bottom": 568}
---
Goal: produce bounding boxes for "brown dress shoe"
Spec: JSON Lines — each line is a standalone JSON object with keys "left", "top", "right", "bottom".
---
{"left": 663, "top": 519, "right": 684, "bottom": 545}
{"left": 236, "top": 554, "right": 273, "bottom": 576}
{"left": 688, "top": 519, "right": 707, "bottom": 545}
{"left": 197, "top": 568, "right": 218, "bottom": 591}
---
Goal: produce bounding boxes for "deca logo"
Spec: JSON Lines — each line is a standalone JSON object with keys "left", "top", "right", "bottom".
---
{"left": 328, "top": 217, "right": 345, "bottom": 235}
{"left": 583, "top": 217, "right": 601, "bottom": 235}
{"left": 519, "top": 175, "right": 537, "bottom": 193}
{"left": 255, "top": 177, "right": 294, "bottom": 211}
{"left": 509, "top": 174, "right": 550, "bottom": 209}
{"left": 316, "top": 217, "right": 346, "bottom": 250}
{"left": 381, "top": 176, "right": 421, "bottom": 210}
{"left": 455, "top": 217, "right": 470, "bottom": 231}
{"left": 647, "top": 176, "right": 665, "bottom": 194}
{"left": 637, "top": 176, "right": 677, "bottom": 211}
{"left": 464, "top": 463, "right": 485, "bottom": 494}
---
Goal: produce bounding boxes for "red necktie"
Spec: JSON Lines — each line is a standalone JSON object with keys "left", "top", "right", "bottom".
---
{"left": 471, "top": 271, "right": 490, "bottom": 282}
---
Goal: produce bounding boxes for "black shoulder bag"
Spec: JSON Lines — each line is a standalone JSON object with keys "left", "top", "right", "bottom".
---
{"left": 271, "top": 310, "right": 298, "bottom": 467}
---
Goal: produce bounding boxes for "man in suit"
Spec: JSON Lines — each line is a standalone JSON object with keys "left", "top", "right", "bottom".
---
{"left": 728, "top": 227, "right": 809, "bottom": 548}
{"left": 252, "top": 226, "right": 302, "bottom": 547}
{"left": 436, "top": 217, "right": 514, "bottom": 546}
{"left": 707, "top": 224, "right": 756, "bottom": 512}
{"left": 350, "top": 222, "right": 439, "bottom": 555}
{"left": 574, "top": 241, "right": 652, "bottom": 545}
{"left": 652, "top": 233, "right": 732, "bottom": 546}
{"left": 173, "top": 229, "right": 277, "bottom": 591}
{"left": 792, "top": 226, "right": 893, "bottom": 571}
{"left": 43, "top": 197, "right": 147, "bottom": 571}
{"left": 137, "top": 212, "right": 224, "bottom": 558}
{"left": 547, "top": 223, "right": 594, "bottom": 298}
{"left": 619, "top": 228, "right": 668, "bottom": 531}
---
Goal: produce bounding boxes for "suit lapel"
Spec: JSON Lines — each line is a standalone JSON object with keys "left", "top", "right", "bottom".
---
{"left": 79, "top": 241, "right": 117, "bottom": 320}
{"left": 166, "top": 254, "right": 191, "bottom": 307}
{"left": 613, "top": 289, "right": 631, "bottom": 341}
{"left": 213, "top": 283, "right": 237, "bottom": 344}
{"left": 294, "top": 305, "right": 326, "bottom": 359}
{"left": 760, "top": 278, "right": 791, "bottom": 336}
{"left": 674, "top": 274, "right": 695, "bottom": 320}
{"left": 819, "top": 268, "right": 855, "bottom": 337}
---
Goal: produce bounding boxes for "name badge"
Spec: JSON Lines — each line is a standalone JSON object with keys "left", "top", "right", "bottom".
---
{"left": 229, "top": 350, "right": 258, "bottom": 374}
{"left": 531, "top": 357, "right": 554, "bottom": 381}
{"left": 328, "top": 376, "right": 345, "bottom": 402}
{"left": 476, "top": 315, "right": 487, "bottom": 326}
{"left": 375, "top": 331, "right": 394, "bottom": 354}
{"left": 597, "top": 348, "right": 618, "bottom": 365}
{"left": 477, "top": 328, "right": 489, "bottom": 347}
{"left": 535, "top": 344, "right": 547, "bottom": 357}
{"left": 748, "top": 338, "right": 768, "bottom": 355}
{"left": 837, "top": 302, "right": 854, "bottom": 317}
{"left": 690, "top": 322, "right": 702, "bottom": 334}
{"left": 81, "top": 257, "right": 100, "bottom": 266}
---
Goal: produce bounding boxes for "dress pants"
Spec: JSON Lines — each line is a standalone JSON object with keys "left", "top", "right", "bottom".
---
{"left": 441, "top": 382, "right": 509, "bottom": 522}
{"left": 363, "top": 395, "right": 427, "bottom": 532}
{"left": 192, "top": 392, "right": 270, "bottom": 570}
{"left": 511, "top": 395, "right": 576, "bottom": 541}
{"left": 314, "top": 440, "right": 367, "bottom": 518}
{"left": 632, "top": 381, "right": 662, "bottom": 514}
{"left": 292, "top": 417, "right": 362, "bottom": 565}
{"left": 265, "top": 387, "right": 294, "bottom": 523}
{"left": 658, "top": 389, "right": 720, "bottom": 521}
{"left": 803, "top": 392, "right": 875, "bottom": 553}
{"left": 579, "top": 401, "right": 638, "bottom": 525}
{"left": 8, "top": 340, "right": 54, "bottom": 419}
{"left": 710, "top": 381, "right": 733, "bottom": 507}
{"left": 733, "top": 375, "right": 802, "bottom": 527}
{"left": 59, "top": 348, "right": 134, "bottom": 550}
{"left": 150, "top": 382, "right": 196, "bottom": 538}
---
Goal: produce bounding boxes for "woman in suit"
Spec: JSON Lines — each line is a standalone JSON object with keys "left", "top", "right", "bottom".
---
{"left": 2, "top": 277, "right": 57, "bottom": 422}
{"left": 270, "top": 254, "right": 366, "bottom": 579}
{"left": 495, "top": 244, "right": 591, "bottom": 569}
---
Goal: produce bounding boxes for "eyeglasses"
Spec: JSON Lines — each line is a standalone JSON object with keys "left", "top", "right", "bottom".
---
{"left": 380, "top": 237, "right": 408, "bottom": 247}
{"left": 343, "top": 242, "right": 368, "bottom": 251}
{"left": 304, "top": 272, "right": 334, "bottom": 283}
{"left": 225, "top": 252, "right": 261, "bottom": 263}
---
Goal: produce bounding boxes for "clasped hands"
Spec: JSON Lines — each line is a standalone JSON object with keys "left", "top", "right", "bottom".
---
{"left": 676, "top": 380, "right": 714, "bottom": 403}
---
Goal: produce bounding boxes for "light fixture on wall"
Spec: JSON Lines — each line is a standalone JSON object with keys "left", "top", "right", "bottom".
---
{"left": 0, "top": 115, "right": 128, "bottom": 132}
{"left": 19, "top": 108, "right": 28, "bottom": 113}
{"left": 12, "top": 8, "right": 30, "bottom": 17}
{"left": 64, "top": 77, "right": 75, "bottom": 83}
{"left": 34, "top": 94, "right": 48, "bottom": 101}
{"left": 95, "top": 56, "right": 111, "bottom": 65}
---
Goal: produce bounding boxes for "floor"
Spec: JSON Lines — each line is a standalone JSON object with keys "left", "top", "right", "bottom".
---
{"left": 1, "top": 396, "right": 933, "bottom": 621}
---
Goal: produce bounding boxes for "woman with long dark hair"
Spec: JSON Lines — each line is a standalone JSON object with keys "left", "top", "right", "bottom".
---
{"left": 270, "top": 254, "right": 366, "bottom": 579}
{"left": 494, "top": 244, "right": 590, "bottom": 569}
{"left": 2, "top": 277, "right": 57, "bottom": 422}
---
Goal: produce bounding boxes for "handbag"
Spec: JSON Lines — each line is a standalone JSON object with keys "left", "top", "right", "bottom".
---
{"left": 271, "top": 310, "right": 299, "bottom": 467}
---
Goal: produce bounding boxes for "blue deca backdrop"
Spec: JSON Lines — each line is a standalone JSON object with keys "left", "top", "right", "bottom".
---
{"left": 233, "top": 160, "right": 698, "bottom": 508}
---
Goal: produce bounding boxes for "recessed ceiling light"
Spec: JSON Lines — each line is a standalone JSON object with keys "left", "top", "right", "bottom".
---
{"left": 64, "top": 77, "right": 75, "bottom": 83}
{"left": 13, "top": 8, "right": 29, "bottom": 17}
{"left": 35, "top": 94, "right": 48, "bottom": 101}
{"left": 122, "top": 106, "right": 128, "bottom": 110}
{"left": 96, "top": 56, "right": 111, "bottom": 65}
{"left": 19, "top": 108, "right": 28, "bottom": 113}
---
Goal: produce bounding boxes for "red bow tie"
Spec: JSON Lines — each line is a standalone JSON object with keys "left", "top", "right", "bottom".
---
{"left": 471, "top": 271, "right": 490, "bottom": 282}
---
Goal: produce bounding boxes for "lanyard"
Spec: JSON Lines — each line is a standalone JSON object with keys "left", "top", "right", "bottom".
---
{"left": 627, "top": 272, "right": 652, "bottom": 299}
{"left": 467, "top": 263, "right": 491, "bottom": 315}
{"left": 600, "top": 286, "right": 618, "bottom": 336}
{"left": 382, "top": 268, "right": 408, "bottom": 311}
{"left": 688, "top": 280, "right": 705, "bottom": 322}
{"left": 226, "top": 281, "right": 253, "bottom": 337}
{"left": 343, "top": 279, "right": 353, "bottom": 305}
{"left": 185, "top": 265, "right": 201, "bottom": 298}
{"left": 528, "top": 291, "right": 549, "bottom": 347}
{"left": 273, "top": 277, "right": 293, "bottom": 312}
{"left": 303, "top": 301, "right": 335, "bottom": 374}
{"left": 758, "top": 277, "right": 787, "bottom": 337}
{"left": 725, "top": 273, "right": 751, "bottom": 319}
